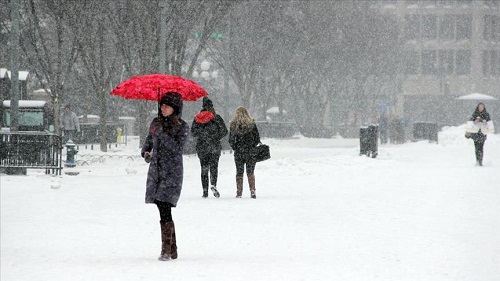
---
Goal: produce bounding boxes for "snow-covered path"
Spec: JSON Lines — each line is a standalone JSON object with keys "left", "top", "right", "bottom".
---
{"left": 1, "top": 126, "right": 499, "bottom": 281}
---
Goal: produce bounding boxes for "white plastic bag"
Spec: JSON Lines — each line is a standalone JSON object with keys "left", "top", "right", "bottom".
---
{"left": 465, "top": 121, "right": 480, "bottom": 133}
{"left": 465, "top": 120, "right": 495, "bottom": 134}
{"left": 481, "top": 120, "right": 495, "bottom": 134}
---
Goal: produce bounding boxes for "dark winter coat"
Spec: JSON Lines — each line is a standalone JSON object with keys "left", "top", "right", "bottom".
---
{"left": 191, "top": 111, "right": 228, "bottom": 157}
{"left": 142, "top": 117, "right": 189, "bottom": 207}
{"left": 470, "top": 109, "right": 491, "bottom": 143}
{"left": 229, "top": 123, "right": 260, "bottom": 160}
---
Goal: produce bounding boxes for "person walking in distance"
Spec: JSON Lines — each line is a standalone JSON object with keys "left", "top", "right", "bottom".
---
{"left": 60, "top": 104, "right": 80, "bottom": 143}
{"left": 229, "top": 107, "right": 261, "bottom": 199}
{"left": 191, "top": 97, "right": 228, "bottom": 198}
{"left": 142, "top": 92, "right": 189, "bottom": 261}
{"left": 469, "top": 102, "right": 491, "bottom": 166}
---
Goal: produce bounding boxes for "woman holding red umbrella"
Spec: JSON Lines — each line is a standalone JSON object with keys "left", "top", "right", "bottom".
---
{"left": 141, "top": 92, "right": 189, "bottom": 261}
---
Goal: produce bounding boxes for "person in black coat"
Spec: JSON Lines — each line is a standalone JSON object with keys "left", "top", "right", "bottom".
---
{"left": 469, "top": 102, "right": 491, "bottom": 166}
{"left": 191, "top": 97, "right": 228, "bottom": 198}
{"left": 229, "top": 106, "right": 260, "bottom": 199}
{"left": 141, "top": 92, "right": 189, "bottom": 261}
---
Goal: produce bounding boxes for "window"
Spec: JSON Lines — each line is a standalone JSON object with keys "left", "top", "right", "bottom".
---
{"left": 422, "top": 50, "right": 437, "bottom": 74}
{"left": 437, "top": 0, "right": 456, "bottom": 6}
{"left": 493, "top": 16, "right": 500, "bottom": 42}
{"left": 422, "top": 15, "right": 437, "bottom": 39}
{"left": 456, "top": 50, "right": 471, "bottom": 74}
{"left": 485, "top": 0, "right": 499, "bottom": 8}
{"left": 439, "top": 15, "right": 454, "bottom": 40}
{"left": 483, "top": 16, "right": 490, "bottom": 40}
{"left": 405, "top": 50, "right": 420, "bottom": 74}
{"left": 456, "top": 15, "right": 472, "bottom": 40}
{"left": 482, "top": 51, "right": 499, "bottom": 77}
{"left": 483, "top": 15, "right": 499, "bottom": 41}
{"left": 4, "top": 111, "right": 44, "bottom": 127}
{"left": 482, "top": 51, "right": 490, "bottom": 76}
{"left": 405, "top": 15, "right": 421, "bottom": 40}
{"left": 438, "top": 50, "right": 454, "bottom": 74}
{"left": 492, "top": 51, "right": 499, "bottom": 76}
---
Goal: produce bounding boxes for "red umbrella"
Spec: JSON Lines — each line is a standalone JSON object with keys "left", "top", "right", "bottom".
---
{"left": 110, "top": 74, "right": 207, "bottom": 101}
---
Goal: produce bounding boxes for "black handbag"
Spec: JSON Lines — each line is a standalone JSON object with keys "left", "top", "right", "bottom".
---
{"left": 252, "top": 143, "right": 271, "bottom": 162}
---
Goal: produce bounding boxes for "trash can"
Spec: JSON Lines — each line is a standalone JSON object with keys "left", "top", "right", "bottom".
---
{"left": 360, "top": 124, "right": 378, "bottom": 158}
{"left": 413, "top": 122, "right": 438, "bottom": 143}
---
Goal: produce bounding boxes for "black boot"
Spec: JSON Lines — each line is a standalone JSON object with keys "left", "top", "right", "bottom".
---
{"left": 202, "top": 173, "right": 209, "bottom": 197}
{"left": 210, "top": 185, "right": 220, "bottom": 198}
{"left": 159, "top": 221, "right": 177, "bottom": 261}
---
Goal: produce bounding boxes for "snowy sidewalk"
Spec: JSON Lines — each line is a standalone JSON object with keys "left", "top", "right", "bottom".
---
{"left": 1, "top": 126, "right": 499, "bottom": 281}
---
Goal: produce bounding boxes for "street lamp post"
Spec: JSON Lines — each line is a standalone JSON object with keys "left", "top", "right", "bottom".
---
{"left": 192, "top": 60, "right": 229, "bottom": 119}
{"left": 193, "top": 60, "right": 219, "bottom": 81}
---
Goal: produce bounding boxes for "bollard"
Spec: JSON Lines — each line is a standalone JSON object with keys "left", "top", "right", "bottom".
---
{"left": 65, "top": 140, "right": 78, "bottom": 168}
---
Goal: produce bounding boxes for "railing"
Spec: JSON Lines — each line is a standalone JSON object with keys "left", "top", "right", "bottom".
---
{"left": 257, "top": 121, "right": 297, "bottom": 138}
{"left": 412, "top": 122, "right": 438, "bottom": 143}
{"left": 0, "top": 131, "right": 63, "bottom": 175}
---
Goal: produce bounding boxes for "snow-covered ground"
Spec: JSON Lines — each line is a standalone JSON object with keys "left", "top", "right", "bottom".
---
{"left": 1, "top": 125, "right": 499, "bottom": 281}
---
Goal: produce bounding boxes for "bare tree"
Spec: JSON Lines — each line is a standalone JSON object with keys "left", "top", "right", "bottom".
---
{"left": 224, "top": 1, "right": 287, "bottom": 111}
{"left": 18, "top": 0, "right": 80, "bottom": 135}
{"left": 109, "top": 0, "right": 235, "bottom": 147}
{"left": 66, "top": 1, "right": 120, "bottom": 152}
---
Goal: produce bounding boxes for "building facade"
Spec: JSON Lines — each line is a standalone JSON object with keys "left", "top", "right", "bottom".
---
{"left": 375, "top": 0, "right": 500, "bottom": 126}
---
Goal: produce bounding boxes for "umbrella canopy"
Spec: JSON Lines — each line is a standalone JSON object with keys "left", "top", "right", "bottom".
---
{"left": 110, "top": 74, "right": 207, "bottom": 101}
{"left": 455, "top": 93, "right": 498, "bottom": 101}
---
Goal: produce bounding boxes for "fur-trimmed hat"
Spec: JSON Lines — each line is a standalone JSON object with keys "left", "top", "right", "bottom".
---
{"left": 160, "top": 92, "right": 183, "bottom": 115}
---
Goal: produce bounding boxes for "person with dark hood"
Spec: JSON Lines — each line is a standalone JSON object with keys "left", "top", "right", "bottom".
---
{"left": 468, "top": 102, "right": 491, "bottom": 166}
{"left": 229, "top": 106, "right": 260, "bottom": 199}
{"left": 141, "top": 92, "right": 189, "bottom": 261}
{"left": 191, "top": 97, "right": 228, "bottom": 198}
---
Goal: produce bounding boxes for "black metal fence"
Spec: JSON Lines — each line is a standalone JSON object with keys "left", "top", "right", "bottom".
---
{"left": 257, "top": 121, "right": 297, "bottom": 138}
{"left": 413, "top": 122, "right": 438, "bottom": 143}
{"left": 0, "top": 131, "right": 63, "bottom": 175}
{"left": 76, "top": 123, "right": 119, "bottom": 144}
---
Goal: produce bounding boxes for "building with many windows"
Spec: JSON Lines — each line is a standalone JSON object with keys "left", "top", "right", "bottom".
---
{"left": 374, "top": 0, "right": 499, "bottom": 127}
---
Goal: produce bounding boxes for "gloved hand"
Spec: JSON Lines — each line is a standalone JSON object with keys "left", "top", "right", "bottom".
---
{"left": 144, "top": 151, "right": 152, "bottom": 163}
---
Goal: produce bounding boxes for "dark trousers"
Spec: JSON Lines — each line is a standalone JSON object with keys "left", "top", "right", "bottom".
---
{"left": 199, "top": 153, "right": 221, "bottom": 189}
{"left": 156, "top": 201, "right": 173, "bottom": 222}
{"left": 474, "top": 140, "right": 485, "bottom": 164}
{"left": 235, "top": 155, "right": 256, "bottom": 177}
{"left": 63, "top": 130, "right": 76, "bottom": 144}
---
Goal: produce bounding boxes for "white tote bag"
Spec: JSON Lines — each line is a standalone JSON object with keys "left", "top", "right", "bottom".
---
{"left": 465, "top": 121, "right": 480, "bottom": 133}
{"left": 481, "top": 120, "right": 495, "bottom": 135}
{"left": 465, "top": 120, "right": 495, "bottom": 134}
